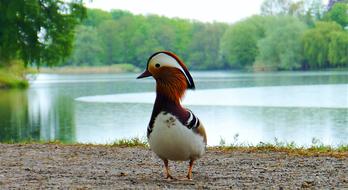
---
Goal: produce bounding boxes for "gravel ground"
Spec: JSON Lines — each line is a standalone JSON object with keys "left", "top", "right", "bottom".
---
{"left": 0, "top": 144, "right": 347, "bottom": 189}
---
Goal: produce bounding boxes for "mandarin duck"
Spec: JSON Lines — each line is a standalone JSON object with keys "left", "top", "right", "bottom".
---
{"left": 137, "top": 51, "right": 207, "bottom": 180}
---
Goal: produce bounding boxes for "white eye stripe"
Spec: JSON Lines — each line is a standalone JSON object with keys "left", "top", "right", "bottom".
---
{"left": 150, "top": 53, "right": 192, "bottom": 86}
{"left": 178, "top": 68, "right": 192, "bottom": 86}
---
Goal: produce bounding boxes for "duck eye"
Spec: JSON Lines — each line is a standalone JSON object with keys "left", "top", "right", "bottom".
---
{"left": 155, "top": 63, "right": 160, "bottom": 68}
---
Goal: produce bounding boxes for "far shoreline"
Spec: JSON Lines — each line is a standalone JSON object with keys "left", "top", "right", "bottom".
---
{"left": 1, "top": 66, "right": 347, "bottom": 89}
{"left": 37, "top": 63, "right": 140, "bottom": 74}
{"left": 37, "top": 66, "right": 348, "bottom": 75}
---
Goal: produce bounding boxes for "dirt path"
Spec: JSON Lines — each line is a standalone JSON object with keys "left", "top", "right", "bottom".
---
{"left": 0, "top": 144, "right": 347, "bottom": 189}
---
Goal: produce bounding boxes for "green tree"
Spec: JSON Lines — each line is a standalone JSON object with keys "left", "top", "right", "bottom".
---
{"left": 63, "top": 7, "right": 348, "bottom": 71}
{"left": 68, "top": 26, "right": 104, "bottom": 66}
{"left": 130, "top": 16, "right": 163, "bottom": 67}
{"left": 220, "top": 16, "right": 265, "bottom": 69}
{"left": 110, "top": 9, "right": 133, "bottom": 20}
{"left": 0, "top": 0, "right": 86, "bottom": 66}
{"left": 83, "top": 9, "right": 112, "bottom": 27}
{"left": 170, "top": 18, "right": 194, "bottom": 62}
{"left": 97, "top": 20, "right": 123, "bottom": 65}
{"left": 255, "top": 16, "right": 307, "bottom": 70}
{"left": 188, "top": 22, "right": 227, "bottom": 69}
{"left": 324, "top": 2, "right": 348, "bottom": 27}
{"left": 302, "top": 21, "right": 342, "bottom": 68}
{"left": 328, "top": 31, "right": 348, "bottom": 67}
{"left": 146, "top": 15, "right": 176, "bottom": 52}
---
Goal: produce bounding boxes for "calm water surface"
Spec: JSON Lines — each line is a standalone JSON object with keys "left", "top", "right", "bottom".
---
{"left": 0, "top": 71, "right": 347, "bottom": 146}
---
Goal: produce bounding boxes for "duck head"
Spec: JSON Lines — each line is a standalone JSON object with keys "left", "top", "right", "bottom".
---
{"left": 137, "top": 51, "right": 195, "bottom": 102}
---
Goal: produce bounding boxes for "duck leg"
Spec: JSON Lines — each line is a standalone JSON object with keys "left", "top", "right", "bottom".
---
{"left": 186, "top": 159, "right": 194, "bottom": 180}
{"left": 163, "top": 159, "right": 173, "bottom": 179}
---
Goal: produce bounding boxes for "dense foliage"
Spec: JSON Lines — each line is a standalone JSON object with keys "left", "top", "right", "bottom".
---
{"left": 0, "top": 0, "right": 346, "bottom": 71}
{"left": 66, "top": 12, "right": 229, "bottom": 69}
{"left": 325, "top": 1, "right": 348, "bottom": 27}
{"left": 220, "top": 16, "right": 265, "bottom": 69}
{"left": 302, "top": 21, "right": 347, "bottom": 68}
{"left": 255, "top": 16, "right": 308, "bottom": 71}
{"left": 0, "top": 0, "right": 85, "bottom": 67}
{"left": 66, "top": 0, "right": 347, "bottom": 71}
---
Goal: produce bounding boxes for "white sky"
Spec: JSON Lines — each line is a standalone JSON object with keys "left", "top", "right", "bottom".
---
{"left": 86, "top": 0, "right": 330, "bottom": 23}
{"left": 86, "top": 0, "right": 265, "bottom": 23}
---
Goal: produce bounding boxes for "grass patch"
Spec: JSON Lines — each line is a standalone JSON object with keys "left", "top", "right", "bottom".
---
{"left": 215, "top": 136, "right": 348, "bottom": 158}
{"left": 2, "top": 139, "right": 64, "bottom": 145}
{"left": 0, "top": 60, "right": 30, "bottom": 89}
{"left": 39, "top": 63, "right": 140, "bottom": 74}
{"left": 2, "top": 136, "right": 346, "bottom": 158}
{"left": 111, "top": 137, "right": 148, "bottom": 148}
{"left": 1, "top": 137, "right": 149, "bottom": 148}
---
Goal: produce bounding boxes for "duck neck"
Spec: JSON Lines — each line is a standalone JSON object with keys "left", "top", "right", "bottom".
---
{"left": 148, "top": 87, "right": 189, "bottom": 128}
{"left": 154, "top": 92, "right": 181, "bottom": 109}
{"left": 154, "top": 74, "right": 187, "bottom": 105}
{"left": 148, "top": 92, "right": 182, "bottom": 128}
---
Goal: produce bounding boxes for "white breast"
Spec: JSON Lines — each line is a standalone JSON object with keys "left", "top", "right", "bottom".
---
{"left": 148, "top": 112, "right": 206, "bottom": 161}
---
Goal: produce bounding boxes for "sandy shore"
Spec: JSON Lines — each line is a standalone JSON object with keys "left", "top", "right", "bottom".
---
{"left": 0, "top": 144, "right": 347, "bottom": 189}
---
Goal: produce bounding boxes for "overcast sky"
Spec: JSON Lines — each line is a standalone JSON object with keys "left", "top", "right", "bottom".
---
{"left": 86, "top": 0, "right": 330, "bottom": 23}
{"left": 86, "top": 0, "right": 266, "bottom": 23}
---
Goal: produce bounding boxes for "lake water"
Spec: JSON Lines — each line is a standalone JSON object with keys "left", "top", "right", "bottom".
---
{"left": 0, "top": 71, "right": 347, "bottom": 146}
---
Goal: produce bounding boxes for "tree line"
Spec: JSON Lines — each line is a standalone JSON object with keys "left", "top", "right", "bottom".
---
{"left": 0, "top": 0, "right": 346, "bottom": 71}
{"left": 65, "top": 0, "right": 347, "bottom": 71}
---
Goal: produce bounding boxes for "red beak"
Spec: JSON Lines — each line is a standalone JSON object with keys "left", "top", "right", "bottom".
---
{"left": 136, "top": 70, "right": 152, "bottom": 79}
